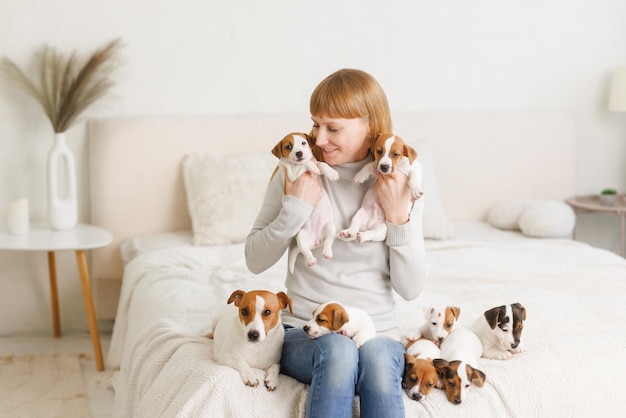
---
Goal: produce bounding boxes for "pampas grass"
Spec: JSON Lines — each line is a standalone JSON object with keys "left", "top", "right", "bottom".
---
{"left": 1, "top": 38, "right": 123, "bottom": 133}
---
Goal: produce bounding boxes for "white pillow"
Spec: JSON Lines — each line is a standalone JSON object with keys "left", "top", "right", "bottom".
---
{"left": 518, "top": 201, "right": 576, "bottom": 238}
{"left": 414, "top": 142, "right": 454, "bottom": 240}
{"left": 488, "top": 199, "right": 576, "bottom": 238}
{"left": 487, "top": 199, "right": 535, "bottom": 230}
{"left": 183, "top": 153, "right": 277, "bottom": 245}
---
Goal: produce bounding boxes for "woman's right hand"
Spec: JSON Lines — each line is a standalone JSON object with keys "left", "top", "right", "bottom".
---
{"left": 283, "top": 168, "right": 323, "bottom": 207}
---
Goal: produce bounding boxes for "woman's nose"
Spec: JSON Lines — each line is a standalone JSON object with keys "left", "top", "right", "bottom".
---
{"left": 315, "top": 130, "right": 328, "bottom": 145}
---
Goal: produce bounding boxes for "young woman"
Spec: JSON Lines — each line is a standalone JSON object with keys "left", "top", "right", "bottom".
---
{"left": 245, "top": 68, "right": 428, "bottom": 418}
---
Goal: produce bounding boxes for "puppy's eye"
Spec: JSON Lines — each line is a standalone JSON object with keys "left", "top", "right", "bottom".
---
{"left": 410, "top": 377, "right": 417, "bottom": 383}
{"left": 465, "top": 384, "right": 470, "bottom": 389}
{"left": 448, "top": 380, "right": 456, "bottom": 388}
{"left": 426, "top": 382, "right": 433, "bottom": 388}
{"left": 241, "top": 308, "right": 249, "bottom": 316}
{"left": 286, "top": 144, "right": 292, "bottom": 150}
{"left": 431, "top": 322, "right": 437, "bottom": 326}
{"left": 263, "top": 309, "right": 272, "bottom": 316}
{"left": 392, "top": 151, "right": 401, "bottom": 158}
{"left": 376, "top": 148, "right": 383, "bottom": 155}
{"left": 316, "top": 318, "right": 326, "bottom": 324}
{"left": 301, "top": 141, "right": 308, "bottom": 146}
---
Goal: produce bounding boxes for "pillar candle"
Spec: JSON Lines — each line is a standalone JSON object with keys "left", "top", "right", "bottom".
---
{"left": 7, "top": 198, "right": 29, "bottom": 234}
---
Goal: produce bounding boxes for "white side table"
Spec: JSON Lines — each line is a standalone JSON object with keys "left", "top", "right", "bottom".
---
{"left": 0, "top": 224, "right": 113, "bottom": 371}
{"left": 566, "top": 194, "right": 626, "bottom": 257}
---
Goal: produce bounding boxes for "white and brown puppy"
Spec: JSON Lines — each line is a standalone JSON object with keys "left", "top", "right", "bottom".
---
{"left": 272, "top": 132, "right": 339, "bottom": 272}
{"left": 406, "top": 305, "right": 461, "bottom": 346}
{"left": 403, "top": 338, "right": 442, "bottom": 402}
{"left": 206, "top": 289, "right": 292, "bottom": 390}
{"left": 472, "top": 303, "right": 526, "bottom": 360}
{"left": 303, "top": 301, "right": 376, "bottom": 348}
{"left": 434, "top": 328, "right": 486, "bottom": 405}
{"left": 339, "top": 133, "right": 423, "bottom": 243}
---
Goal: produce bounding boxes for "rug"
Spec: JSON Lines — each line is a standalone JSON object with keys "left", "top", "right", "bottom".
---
{"left": 0, "top": 353, "right": 93, "bottom": 418}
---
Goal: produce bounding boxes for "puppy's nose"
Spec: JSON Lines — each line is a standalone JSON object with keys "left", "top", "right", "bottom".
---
{"left": 379, "top": 163, "right": 390, "bottom": 173}
{"left": 511, "top": 341, "right": 519, "bottom": 349}
{"left": 454, "top": 398, "right": 462, "bottom": 405}
{"left": 303, "top": 325, "right": 310, "bottom": 333}
{"left": 247, "top": 331, "right": 260, "bottom": 342}
{"left": 296, "top": 151, "right": 303, "bottom": 159}
{"left": 413, "top": 393, "right": 423, "bottom": 401}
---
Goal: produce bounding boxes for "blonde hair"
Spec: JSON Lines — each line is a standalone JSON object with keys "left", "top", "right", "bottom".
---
{"left": 310, "top": 68, "right": 392, "bottom": 146}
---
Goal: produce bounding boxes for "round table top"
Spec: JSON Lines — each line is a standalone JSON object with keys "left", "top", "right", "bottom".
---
{"left": 566, "top": 194, "right": 626, "bottom": 214}
{"left": 0, "top": 223, "right": 113, "bottom": 251}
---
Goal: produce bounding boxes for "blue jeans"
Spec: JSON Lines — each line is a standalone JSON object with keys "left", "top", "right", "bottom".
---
{"left": 281, "top": 326, "right": 405, "bottom": 418}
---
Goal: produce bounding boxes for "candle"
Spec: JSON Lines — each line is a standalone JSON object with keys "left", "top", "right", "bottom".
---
{"left": 7, "top": 198, "right": 29, "bottom": 234}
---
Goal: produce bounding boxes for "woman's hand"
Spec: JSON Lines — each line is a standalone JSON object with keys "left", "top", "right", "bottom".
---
{"left": 376, "top": 170, "right": 412, "bottom": 225}
{"left": 283, "top": 168, "right": 323, "bottom": 207}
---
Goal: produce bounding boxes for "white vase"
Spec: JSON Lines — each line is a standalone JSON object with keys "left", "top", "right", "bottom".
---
{"left": 47, "top": 132, "right": 77, "bottom": 230}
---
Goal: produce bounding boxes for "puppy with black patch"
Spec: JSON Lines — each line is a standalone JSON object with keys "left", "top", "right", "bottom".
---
{"left": 472, "top": 303, "right": 526, "bottom": 360}
{"left": 403, "top": 338, "right": 441, "bottom": 402}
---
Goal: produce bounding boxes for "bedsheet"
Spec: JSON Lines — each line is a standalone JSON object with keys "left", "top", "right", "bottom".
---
{"left": 108, "top": 228, "right": 626, "bottom": 417}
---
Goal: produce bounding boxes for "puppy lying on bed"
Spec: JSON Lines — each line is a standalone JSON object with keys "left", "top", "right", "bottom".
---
{"left": 272, "top": 132, "right": 339, "bottom": 272}
{"left": 206, "top": 289, "right": 292, "bottom": 390}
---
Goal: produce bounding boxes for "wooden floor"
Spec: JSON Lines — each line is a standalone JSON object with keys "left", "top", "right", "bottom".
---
{"left": 0, "top": 330, "right": 114, "bottom": 418}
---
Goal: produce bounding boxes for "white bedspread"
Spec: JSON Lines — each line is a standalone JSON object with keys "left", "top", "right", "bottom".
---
{"left": 108, "top": 225, "right": 626, "bottom": 417}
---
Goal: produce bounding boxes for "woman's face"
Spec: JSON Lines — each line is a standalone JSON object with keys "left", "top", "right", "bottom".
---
{"left": 310, "top": 115, "right": 370, "bottom": 165}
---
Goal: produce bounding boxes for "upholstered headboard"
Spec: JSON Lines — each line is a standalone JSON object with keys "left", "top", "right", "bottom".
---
{"left": 88, "top": 111, "right": 577, "bottom": 319}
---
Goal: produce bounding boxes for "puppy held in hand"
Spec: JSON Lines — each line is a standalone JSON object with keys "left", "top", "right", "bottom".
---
{"left": 339, "top": 133, "right": 423, "bottom": 243}
{"left": 472, "top": 303, "right": 526, "bottom": 360}
{"left": 303, "top": 301, "right": 376, "bottom": 348}
{"left": 403, "top": 338, "right": 441, "bottom": 402}
{"left": 206, "top": 289, "right": 292, "bottom": 390}
{"left": 434, "top": 328, "right": 486, "bottom": 405}
{"left": 406, "top": 305, "right": 461, "bottom": 346}
{"left": 272, "top": 132, "right": 339, "bottom": 272}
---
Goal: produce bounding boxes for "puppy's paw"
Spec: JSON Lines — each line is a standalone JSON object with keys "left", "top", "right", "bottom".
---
{"left": 320, "top": 164, "right": 340, "bottom": 181}
{"left": 322, "top": 249, "right": 333, "bottom": 259}
{"left": 240, "top": 369, "right": 260, "bottom": 387}
{"left": 305, "top": 255, "right": 318, "bottom": 267}
{"left": 405, "top": 331, "right": 423, "bottom": 342}
{"left": 264, "top": 364, "right": 280, "bottom": 391}
{"left": 353, "top": 171, "right": 371, "bottom": 184}
{"left": 510, "top": 346, "right": 526, "bottom": 355}
{"left": 338, "top": 229, "right": 357, "bottom": 241}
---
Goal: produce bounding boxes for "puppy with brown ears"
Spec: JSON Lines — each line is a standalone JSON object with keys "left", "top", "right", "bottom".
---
{"left": 303, "top": 301, "right": 376, "bottom": 348}
{"left": 339, "top": 133, "right": 422, "bottom": 243}
{"left": 272, "top": 132, "right": 339, "bottom": 272}
{"left": 403, "top": 338, "right": 441, "bottom": 402}
{"left": 206, "top": 289, "right": 292, "bottom": 390}
{"left": 434, "top": 328, "right": 486, "bottom": 405}
{"left": 406, "top": 305, "right": 461, "bottom": 346}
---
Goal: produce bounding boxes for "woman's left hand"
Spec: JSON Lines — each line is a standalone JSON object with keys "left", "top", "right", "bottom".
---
{"left": 376, "top": 170, "right": 412, "bottom": 225}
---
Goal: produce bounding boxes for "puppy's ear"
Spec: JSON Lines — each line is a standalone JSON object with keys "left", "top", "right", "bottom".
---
{"left": 432, "top": 358, "right": 449, "bottom": 371}
{"left": 227, "top": 290, "right": 245, "bottom": 306}
{"left": 404, "top": 353, "right": 417, "bottom": 369}
{"left": 512, "top": 303, "right": 526, "bottom": 321}
{"left": 422, "top": 306, "right": 435, "bottom": 319}
{"left": 404, "top": 143, "right": 418, "bottom": 164}
{"left": 449, "top": 306, "right": 461, "bottom": 319}
{"left": 277, "top": 291, "right": 293, "bottom": 313}
{"left": 484, "top": 305, "right": 506, "bottom": 329}
{"left": 469, "top": 365, "right": 486, "bottom": 387}
{"left": 271, "top": 139, "right": 284, "bottom": 158}
{"left": 331, "top": 307, "right": 350, "bottom": 330}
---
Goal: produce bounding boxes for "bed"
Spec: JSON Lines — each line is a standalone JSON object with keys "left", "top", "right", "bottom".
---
{"left": 89, "top": 112, "right": 626, "bottom": 417}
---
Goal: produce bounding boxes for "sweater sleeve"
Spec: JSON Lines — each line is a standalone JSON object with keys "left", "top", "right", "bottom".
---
{"left": 385, "top": 196, "right": 429, "bottom": 300}
{"left": 245, "top": 170, "right": 313, "bottom": 274}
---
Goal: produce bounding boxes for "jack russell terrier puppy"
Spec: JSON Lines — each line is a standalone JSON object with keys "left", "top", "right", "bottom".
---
{"left": 406, "top": 305, "right": 461, "bottom": 346}
{"left": 303, "top": 301, "right": 376, "bottom": 348}
{"left": 339, "top": 133, "right": 423, "bottom": 243}
{"left": 403, "top": 338, "right": 442, "bottom": 402}
{"left": 206, "top": 289, "right": 292, "bottom": 390}
{"left": 272, "top": 132, "right": 339, "bottom": 273}
{"left": 472, "top": 303, "right": 526, "bottom": 360}
{"left": 433, "top": 328, "right": 486, "bottom": 405}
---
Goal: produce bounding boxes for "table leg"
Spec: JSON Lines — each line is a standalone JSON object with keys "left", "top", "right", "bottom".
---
{"left": 47, "top": 251, "right": 61, "bottom": 338}
{"left": 75, "top": 250, "right": 104, "bottom": 371}
{"left": 621, "top": 214, "right": 625, "bottom": 257}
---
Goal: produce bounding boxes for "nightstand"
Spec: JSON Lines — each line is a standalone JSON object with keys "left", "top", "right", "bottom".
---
{"left": 566, "top": 194, "right": 626, "bottom": 257}
{"left": 0, "top": 224, "right": 113, "bottom": 370}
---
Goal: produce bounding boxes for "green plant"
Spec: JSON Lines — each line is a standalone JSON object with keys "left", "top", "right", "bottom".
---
{"left": 601, "top": 188, "right": 617, "bottom": 195}
{"left": 1, "top": 38, "right": 123, "bottom": 133}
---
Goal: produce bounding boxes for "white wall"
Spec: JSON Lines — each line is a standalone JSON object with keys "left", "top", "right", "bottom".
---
{"left": 1, "top": 0, "right": 625, "bottom": 334}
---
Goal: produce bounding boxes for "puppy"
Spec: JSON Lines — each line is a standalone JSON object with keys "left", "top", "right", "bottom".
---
{"left": 206, "top": 289, "right": 292, "bottom": 390}
{"left": 303, "top": 301, "right": 376, "bottom": 348}
{"left": 339, "top": 133, "right": 423, "bottom": 243}
{"left": 403, "top": 338, "right": 441, "bottom": 401}
{"left": 406, "top": 305, "right": 461, "bottom": 346}
{"left": 272, "top": 132, "right": 339, "bottom": 272}
{"left": 434, "top": 328, "right": 486, "bottom": 405}
{"left": 472, "top": 303, "right": 526, "bottom": 360}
